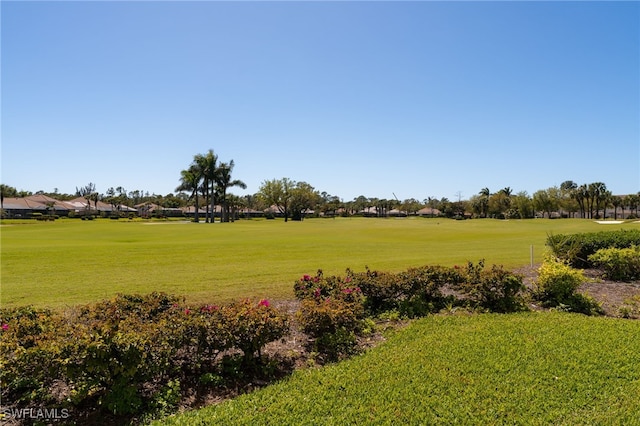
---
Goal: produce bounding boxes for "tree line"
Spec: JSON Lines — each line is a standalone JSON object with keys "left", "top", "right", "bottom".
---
{"left": 2, "top": 150, "right": 639, "bottom": 221}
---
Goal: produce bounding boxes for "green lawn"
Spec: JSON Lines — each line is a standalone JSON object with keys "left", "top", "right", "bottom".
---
{"left": 0, "top": 217, "right": 634, "bottom": 308}
{"left": 155, "top": 312, "right": 640, "bottom": 425}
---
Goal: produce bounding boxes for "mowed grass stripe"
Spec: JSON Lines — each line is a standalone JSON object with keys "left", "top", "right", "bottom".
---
{"left": 1, "top": 218, "right": 629, "bottom": 308}
{"left": 155, "top": 312, "right": 640, "bottom": 425}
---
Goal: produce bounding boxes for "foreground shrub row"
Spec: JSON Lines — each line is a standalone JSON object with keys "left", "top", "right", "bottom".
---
{"left": 295, "top": 259, "right": 606, "bottom": 361}
{"left": 294, "top": 261, "right": 532, "bottom": 361}
{"left": 0, "top": 294, "right": 289, "bottom": 417}
{"left": 547, "top": 229, "right": 640, "bottom": 268}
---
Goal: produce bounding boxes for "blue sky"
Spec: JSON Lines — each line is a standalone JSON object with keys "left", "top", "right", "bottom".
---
{"left": 2, "top": 1, "right": 638, "bottom": 202}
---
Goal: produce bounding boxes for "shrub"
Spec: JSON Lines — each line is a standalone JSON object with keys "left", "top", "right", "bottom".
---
{"left": 588, "top": 246, "right": 640, "bottom": 281}
{"left": 61, "top": 296, "right": 188, "bottom": 414}
{"left": 533, "top": 259, "right": 585, "bottom": 306}
{"left": 395, "top": 265, "right": 460, "bottom": 317}
{"left": 1, "top": 293, "right": 290, "bottom": 417}
{"left": 349, "top": 268, "right": 410, "bottom": 316}
{"left": 297, "top": 298, "right": 365, "bottom": 362}
{"left": 532, "top": 258, "right": 602, "bottom": 315}
{"left": 0, "top": 306, "right": 63, "bottom": 405}
{"left": 454, "top": 261, "right": 527, "bottom": 313}
{"left": 220, "top": 299, "right": 290, "bottom": 367}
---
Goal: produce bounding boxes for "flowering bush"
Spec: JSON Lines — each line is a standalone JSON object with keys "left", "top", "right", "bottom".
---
{"left": 0, "top": 293, "right": 290, "bottom": 416}
{"left": 220, "top": 298, "right": 289, "bottom": 367}
{"left": 297, "top": 297, "right": 365, "bottom": 362}
{"left": 294, "top": 270, "right": 362, "bottom": 303}
{"left": 294, "top": 271, "right": 365, "bottom": 361}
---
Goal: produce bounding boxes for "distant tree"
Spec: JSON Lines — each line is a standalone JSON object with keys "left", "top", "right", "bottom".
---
{"left": 320, "top": 193, "right": 342, "bottom": 217}
{"left": 533, "top": 188, "right": 558, "bottom": 218}
{"left": 225, "top": 194, "right": 245, "bottom": 221}
{"left": 588, "top": 182, "right": 607, "bottom": 219}
{"left": 399, "top": 198, "right": 422, "bottom": 215}
{"left": 289, "top": 181, "right": 320, "bottom": 221}
{"left": 216, "top": 160, "right": 246, "bottom": 222}
{"left": 488, "top": 192, "right": 509, "bottom": 218}
{"left": 512, "top": 191, "right": 534, "bottom": 218}
{"left": 105, "top": 187, "right": 119, "bottom": 214}
{"left": 367, "top": 197, "right": 378, "bottom": 216}
{"left": 610, "top": 195, "right": 623, "bottom": 220}
{"left": 477, "top": 188, "right": 490, "bottom": 218}
{"left": 1, "top": 184, "right": 19, "bottom": 211}
{"left": 353, "top": 195, "right": 368, "bottom": 215}
{"left": 624, "top": 193, "right": 640, "bottom": 217}
{"left": 259, "top": 178, "right": 295, "bottom": 222}
{"left": 559, "top": 183, "right": 579, "bottom": 218}
{"left": 194, "top": 150, "right": 218, "bottom": 223}
{"left": 499, "top": 187, "right": 513, "bottom": 198}
{"left": 176, "top": 166, "right": 202, "bottom": 222}
{"left": 76, "top": 182, "right": 97, "bottom": 214}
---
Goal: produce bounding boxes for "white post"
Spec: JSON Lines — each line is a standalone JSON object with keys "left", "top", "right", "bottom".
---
{"left": 530, "top": 245, "right": 534, "bottom": 267}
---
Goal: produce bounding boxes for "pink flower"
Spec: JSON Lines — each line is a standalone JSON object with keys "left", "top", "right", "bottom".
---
{"left": 1, "top": 324, "right": 8, "bottom": 331}
{"left": 314, "top": 288, "right": 321, "bottom": 298}
{"left": 303, "top": 274, "right": 311, "bottom": 281}
{"left": 258, "top": 299, "right": 270, "bottom": 307}
{"left": 342, "top": 288, "right": 353, "bottom": 294}
{"left": 345, "top": 277, "right": 352, "bottom": 283}
{"left": 184, "top": 308, "right": 191, "bottom": 315}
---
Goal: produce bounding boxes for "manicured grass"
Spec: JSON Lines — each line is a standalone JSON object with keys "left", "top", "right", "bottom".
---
{"left": 155, "top": 312, "right": 640, "bottom": 425}
{"left": 0, "top": 217, "right": 633, "bottom": 308}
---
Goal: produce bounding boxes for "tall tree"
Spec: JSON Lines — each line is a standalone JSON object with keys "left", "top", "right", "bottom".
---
{"left": 289, "top": 181, "right": 320, "bottom": 221}
{"left": 572, "top": 184, "right": 588, "bottom": 218}
{"left": 216, "top": 160, "right": 246, "bottom": 222}
{"left": 512, "top": 191, "right": 534, "bottom": 219}
{"left": 533, "top": 188, "right": 559, "bottom": 218}
{"left": 610, "top": 195, "right": 623, "bottom": 220}
{"left": 588, "top": 182, "right": 607, "bottom": 219}
{"left": 176, "top": 165, "right": 202, "bottom": 222}
{"left": 259, "top": 178, "right": 295, "bottom": 222}
{"left": 194, "top": 150, "right": 218, "bottom": 223}
{"left": 478, "top": 188, "right": 490, "bottom": 218}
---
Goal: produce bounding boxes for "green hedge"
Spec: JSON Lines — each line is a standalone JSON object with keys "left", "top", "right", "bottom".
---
{"left": 546, "top": 229, "right": 640, "bottom": 268}
{"left": 588, "top": 246, "right": 640, "bottom": 281}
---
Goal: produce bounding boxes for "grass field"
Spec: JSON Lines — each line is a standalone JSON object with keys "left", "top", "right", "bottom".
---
{"left": 1, "top": 217, "right": 635, "bottom": 308}
{"left": 155, "top": 312, "right": 640, "bottom": 425}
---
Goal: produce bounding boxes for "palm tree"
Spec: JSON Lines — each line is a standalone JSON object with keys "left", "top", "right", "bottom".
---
{"left": 572, "top": 184, "right": 588, "bottom": 218}
{"left": 610, "top": 195, "right": 622, "bottom": 220}
{"left": 478, "top": 188, "right": 490, "bottom": 218}
{"left": 216, "top": 160, "right": 246, "bottom": 222}
{"left": 176, "top": 165, "right": 202, "bottom": 222}
{"left": 193, "top": 150, "right": 219, "bottom": 223}
{"left": 587, "top": 182, "right": 607, "bottom": 219}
